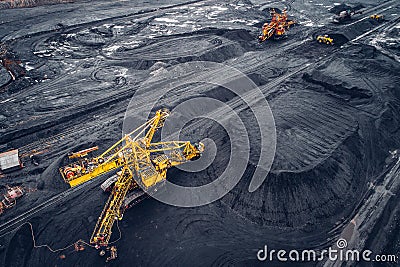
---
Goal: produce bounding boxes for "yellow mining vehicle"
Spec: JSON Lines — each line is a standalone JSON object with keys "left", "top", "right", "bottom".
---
{"left": 317, "top": 35, "right": 334, "bottom": 45}
{"left": 370, "top": 14, "right": 384, "bottom": 21}
{"left": 60, "top": 109, "right": 204, "bottom": 251}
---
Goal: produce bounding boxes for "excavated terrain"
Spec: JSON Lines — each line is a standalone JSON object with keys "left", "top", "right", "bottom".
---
{"left": 0, "top": 0, "right": 399, "bottom": 266}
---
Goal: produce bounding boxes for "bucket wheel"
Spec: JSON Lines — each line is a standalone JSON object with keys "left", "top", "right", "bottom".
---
{"left": 66, "top": 170, "right": 75, "bottom": 179}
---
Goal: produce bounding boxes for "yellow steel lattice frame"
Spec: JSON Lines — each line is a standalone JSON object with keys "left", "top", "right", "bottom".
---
{"left": 60, "top": 109, "right": 204, "bottom": 247}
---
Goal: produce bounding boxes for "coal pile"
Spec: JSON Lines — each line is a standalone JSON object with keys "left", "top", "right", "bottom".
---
{"left": 0, "top": 0, "right": 72, "bottom": 9}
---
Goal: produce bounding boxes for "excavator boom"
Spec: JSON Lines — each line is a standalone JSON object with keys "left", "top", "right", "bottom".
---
{"left": 90, "top": 166, "right": 135, "bottom": 246}
{"left": 60, "top": 110, "right": 170, "bottom": 187}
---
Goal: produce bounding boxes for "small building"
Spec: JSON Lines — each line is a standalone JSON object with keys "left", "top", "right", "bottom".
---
{"left": 0, "top": 149, "right": 22, "bottom": 172}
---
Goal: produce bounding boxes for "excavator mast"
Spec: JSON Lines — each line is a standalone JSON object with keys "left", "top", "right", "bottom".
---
{"left": 60, "top": 109, "right": 204, "bottom": 249}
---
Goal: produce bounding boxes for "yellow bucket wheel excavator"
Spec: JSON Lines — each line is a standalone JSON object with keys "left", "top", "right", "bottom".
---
{"left": 60, "top": 109, "right": 204, "bottom": 251}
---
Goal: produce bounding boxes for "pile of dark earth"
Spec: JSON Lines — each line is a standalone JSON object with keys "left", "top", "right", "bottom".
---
{"left": 0, "top": 0, "right": 399, "bottom": 266}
